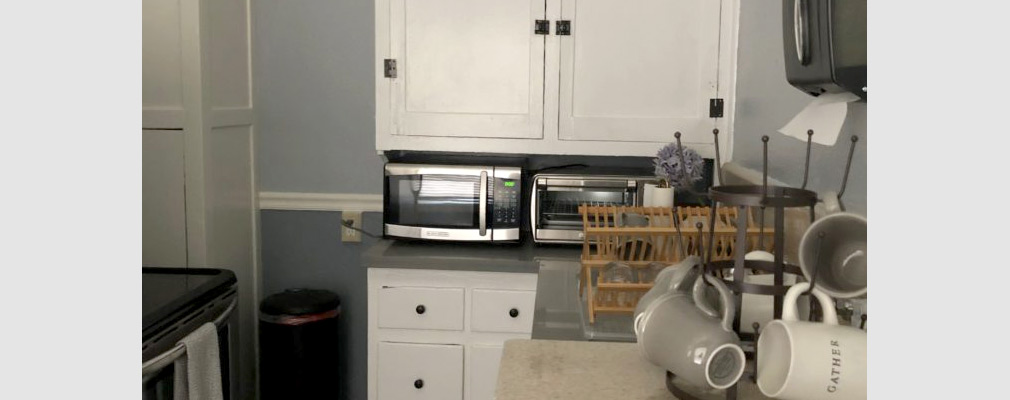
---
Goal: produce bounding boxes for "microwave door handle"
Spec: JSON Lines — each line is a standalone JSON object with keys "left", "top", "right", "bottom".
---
{"left": 794, "top": 0, "right": 810, "bottom": 65}
{"left": 479, "top": 170, "right": 488, "bottom": 236}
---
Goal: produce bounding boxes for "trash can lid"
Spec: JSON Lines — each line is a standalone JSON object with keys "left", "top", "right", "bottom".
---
{"left": 260, "top": 288, "right": 341, "bottom": 316}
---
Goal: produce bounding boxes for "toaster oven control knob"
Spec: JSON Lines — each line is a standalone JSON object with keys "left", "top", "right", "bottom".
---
{"left": 416, "top": 305, "right": 426, "bottom": 315}
{"left": 509, "top": 308, "right": 519, "bottom": 318}
{"left": 414, "top": 379, "right": 424, "bottom": 389}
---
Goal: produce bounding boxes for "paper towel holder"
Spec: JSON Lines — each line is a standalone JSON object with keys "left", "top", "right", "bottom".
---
{"left": 782, "top": 0, "right": 866, "bottom": 101}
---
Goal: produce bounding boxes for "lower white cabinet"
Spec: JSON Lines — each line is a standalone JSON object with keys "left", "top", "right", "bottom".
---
{"left": 377, "top": 342, "right": 464, "bottom": 400}
{"left": 368, "top": 268, "right": 538, "bottom": 400}
{"left": 471, "top": 289, "right": 536, "bottom": 334}
{"left": 468, "top": 344, "right": 505, "bottom": 400}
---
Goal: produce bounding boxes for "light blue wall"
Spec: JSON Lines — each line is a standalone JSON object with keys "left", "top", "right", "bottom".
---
{"left": 259, "top": 210, "right": 383, "bottom": 400}
{"left": 251, "top": 2, "right": 382, "bottom": 399}
{"left": 731, "top": 2, "right": 867, "bottom": 215}
{"left": 253, "top": 0, "right": 383, "bottom": 194}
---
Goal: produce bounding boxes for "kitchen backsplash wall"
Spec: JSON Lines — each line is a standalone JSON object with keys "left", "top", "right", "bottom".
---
{"left": 252, "top": 0, "right": 382, "bottom": 194}
{"left": 731, "top": 1, "right": 867, "bottom": 215}
{"left": 260, "top": 210, "right": 382, "bottom": 400}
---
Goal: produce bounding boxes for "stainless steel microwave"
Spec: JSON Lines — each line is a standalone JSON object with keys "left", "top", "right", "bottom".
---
{"left": 383, "top": 163, "right": 522, "bottom": 242}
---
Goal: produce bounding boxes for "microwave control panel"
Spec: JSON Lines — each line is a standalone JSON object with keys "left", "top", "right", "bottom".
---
{"left": 493, "top": 178, "right": 521, "bottom": 228}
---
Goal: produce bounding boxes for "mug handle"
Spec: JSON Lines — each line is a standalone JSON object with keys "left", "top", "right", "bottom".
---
{"left": 670, "top": 256, "right": 703, "bottom": 293}
{"left": 783, "top": 282, "right": 838, "bottom": 325}
{"left": 691, "top": 273, "right": 719, "bottom": 319}
{"left": 692, "top": 273, "right": 737, "bottom": 332}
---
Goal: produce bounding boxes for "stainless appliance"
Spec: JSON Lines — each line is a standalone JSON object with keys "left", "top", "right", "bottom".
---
{"left": 783, "top": 0, "right": 866, "bottom": 99}
{"left": 531, "top": 173, "right": 654, "bottom": 244}
{"left": 383, "top": 163, "right": 522, "bottom": 242}
{"left": 142, "top": 267, "right": 238, "bottom": 400}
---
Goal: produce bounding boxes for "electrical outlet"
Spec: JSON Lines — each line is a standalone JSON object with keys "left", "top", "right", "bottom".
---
{"left": 342, "top": 211, "right": 362, "bottom": 242}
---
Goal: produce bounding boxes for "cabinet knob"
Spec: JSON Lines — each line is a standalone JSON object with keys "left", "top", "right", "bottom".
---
{"left": 509, "top": 308, "right": 519, "bottom": 318}
{"left": 416, "top": 305, "right": 426, "bottom": 314}
{"left": 414, "top": 379, "right": 424, "bottom": 389}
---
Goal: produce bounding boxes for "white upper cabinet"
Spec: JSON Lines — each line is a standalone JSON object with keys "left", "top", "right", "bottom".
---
{"left": 557, "top": 0, "right": 722, "bottom": 144}
{"left": 388, "top": 0, "right": 546, "bottom": 139}
{"left": 375, "top": 0, "right": 737, "bottom": 157}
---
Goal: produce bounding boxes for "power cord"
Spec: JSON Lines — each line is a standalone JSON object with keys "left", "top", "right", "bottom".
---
{"left": 341, "top": 219, "right": 383, "bottom": 239}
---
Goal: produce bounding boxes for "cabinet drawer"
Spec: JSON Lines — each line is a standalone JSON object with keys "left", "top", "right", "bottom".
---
{"left": 470, "top": 289, "right": 536, "bottom": 334}
{"left": 378, "top": 342, "right": 463, "bottom": 400}
{"left": 378, "top": 286, "right": 464, "bottom": 331}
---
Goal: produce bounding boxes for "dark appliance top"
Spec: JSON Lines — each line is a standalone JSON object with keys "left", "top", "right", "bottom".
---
{"left": 142, "top": 267, "right": 236, "bottom": 339}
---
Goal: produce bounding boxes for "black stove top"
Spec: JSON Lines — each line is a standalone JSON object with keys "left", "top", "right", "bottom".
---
{"left": 142, "top": 267, "right": 236, "bottom": 338}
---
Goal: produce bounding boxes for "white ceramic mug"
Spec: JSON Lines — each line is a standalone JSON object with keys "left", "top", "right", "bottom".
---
{"left": 643, "top": 183, "right": 674, "bottom": 207}
{"left": 635, "top": 271, "right": 745, "bottom": 390}
{"left": 800, "top": 191, "right": 867, "bottom": 298}
{"left": 633, "top": 256, "right": 702, "bottom": 321}
{"left": 757, "top": 282, "right": 867, "bottom": 400}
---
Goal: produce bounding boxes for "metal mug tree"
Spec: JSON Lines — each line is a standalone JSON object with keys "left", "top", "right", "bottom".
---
{"left": 663, "top": 129, "right": 860, "bottom": 400}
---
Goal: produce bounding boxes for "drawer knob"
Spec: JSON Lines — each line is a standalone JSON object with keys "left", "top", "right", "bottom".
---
{"left": 415, "top": 305, "right": 426, "bottom": 314}
{"left": 414, "top": 379, "right": 424, "bottom": 389}
{"left": 509, "top": 308, "right": 519, "bottom": 318}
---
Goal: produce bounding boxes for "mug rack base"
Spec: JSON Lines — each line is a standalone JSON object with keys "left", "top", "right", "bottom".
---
{"left": 666, "top": 370, "right": 770, "bottom": 400}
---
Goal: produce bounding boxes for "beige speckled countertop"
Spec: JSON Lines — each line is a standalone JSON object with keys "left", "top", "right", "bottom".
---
{"left": 495, "top": 339, "right": 769, "bottom": 400}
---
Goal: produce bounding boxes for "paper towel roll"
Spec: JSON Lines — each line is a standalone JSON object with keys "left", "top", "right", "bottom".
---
{"left": 778, "top": 92, "right": 860, "bottom": 146}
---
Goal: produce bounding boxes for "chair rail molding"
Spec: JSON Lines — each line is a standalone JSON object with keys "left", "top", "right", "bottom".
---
{"left": 258, "top": 192, "right": 383, "bottom": 212}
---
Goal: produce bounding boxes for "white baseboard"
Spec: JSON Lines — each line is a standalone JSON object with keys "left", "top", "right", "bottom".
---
{"left": 258, "top": 192, "right": 383, "bottom": 212}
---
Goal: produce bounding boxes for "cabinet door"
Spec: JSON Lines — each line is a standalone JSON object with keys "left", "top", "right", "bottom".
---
{"left": 378, "top": 342, "right": 464, "bottom": 400}
{"left": 142, "top": 130, "right": 188, "bottom": 267}
{"left": 468, "top": 344, "right": 504, "bottom": 400}
{"left": 143, "top": 0, "right": 183, "bottom": 120}
{"left": 557, "top": 0, "right": 723, "bottom": 143}
{"left": 388, "top": 0, "right": 546, "bottom": 139}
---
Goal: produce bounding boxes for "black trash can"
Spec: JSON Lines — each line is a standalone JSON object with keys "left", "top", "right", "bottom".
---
{"left": 259, "top": 288, "right": 342, "bottom": 399}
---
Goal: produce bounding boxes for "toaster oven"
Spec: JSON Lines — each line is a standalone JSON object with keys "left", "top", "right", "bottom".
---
{"left": 530, "top": 174, "right": 655, "bottom": 244}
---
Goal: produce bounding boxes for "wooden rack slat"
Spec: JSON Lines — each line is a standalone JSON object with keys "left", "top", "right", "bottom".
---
{"left": 579, "top": 205, "right": 775, "bottom": 323}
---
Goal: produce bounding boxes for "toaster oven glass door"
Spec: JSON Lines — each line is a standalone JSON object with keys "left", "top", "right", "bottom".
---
{"left": 536, "top": 187, "right": 634, "bottom": 231}
{"left": 386, "top": 174, "right": 483, "bottom": 229}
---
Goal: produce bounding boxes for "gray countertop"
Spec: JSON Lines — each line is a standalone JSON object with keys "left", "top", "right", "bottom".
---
{"left": 363, "top": 239, "right": 582, "bottom": 274}
{"left": 495, "top": 339, "right": 769, "bottom": 400}
{"left": 533, "top": 259, "right": 637, "bottom": 342}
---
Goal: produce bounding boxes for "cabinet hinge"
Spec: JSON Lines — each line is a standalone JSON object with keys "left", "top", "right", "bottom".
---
{"left": 709, "top": 98, "right": 724, "bottom": 118}
{"left": 556, "top": 20, "right": 571, "bottom": 35}
{"left": 383, "top": 59, "right": 397, "bottom": 78}
{"left": 534, "top": 20, "right": 549, "bottom": 35}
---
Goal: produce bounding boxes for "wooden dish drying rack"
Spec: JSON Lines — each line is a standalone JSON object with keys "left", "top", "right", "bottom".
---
{"left": 579, "top": 205, "right": 774, "bottom": 323}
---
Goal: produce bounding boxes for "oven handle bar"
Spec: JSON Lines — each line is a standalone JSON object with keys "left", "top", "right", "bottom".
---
{"left": 142, "top": 298, "right": 237, "bottom": 378}
{"left": 479, "top": 170, "right": 488, "bottom": 236}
